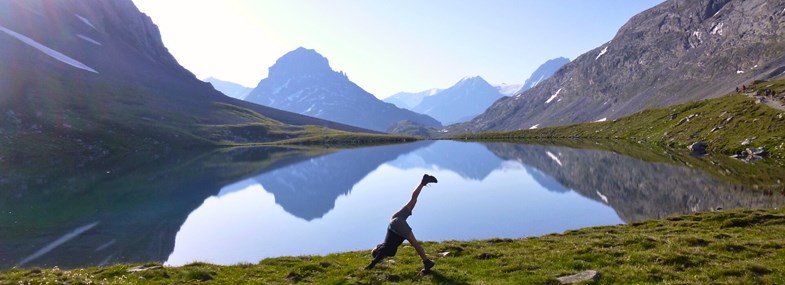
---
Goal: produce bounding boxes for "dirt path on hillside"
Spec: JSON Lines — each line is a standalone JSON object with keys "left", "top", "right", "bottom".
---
{"left": 744, "top": 92, "right": 785, "bottom": 112}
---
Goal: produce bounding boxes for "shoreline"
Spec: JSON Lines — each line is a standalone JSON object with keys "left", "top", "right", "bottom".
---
{"left": 3, "top": 207, "right": 784, "bottom": 284}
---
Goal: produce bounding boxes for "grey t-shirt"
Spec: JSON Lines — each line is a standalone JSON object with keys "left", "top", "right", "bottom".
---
{"left": 389, "top": 207, "right": 412, "bottom": 237}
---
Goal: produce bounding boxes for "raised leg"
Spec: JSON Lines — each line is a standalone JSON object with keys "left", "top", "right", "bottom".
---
{"left": 403, "top": 183, "right": 425, "bottom": 212}
{"left": 404, "top": 174, "right": 436, "bottom": 212}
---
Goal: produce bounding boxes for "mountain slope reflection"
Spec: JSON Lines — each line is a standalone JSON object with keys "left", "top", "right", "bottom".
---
{"left": 0, "top": 147, "right": 314, "bottom": 270}
{"left": 387, "top": 140, "right": 503, "bottom": 181}
{"left": 252, "top": 141, "right": 432, "bottom": 220}
{"left": 485, "top": 143, "right": 785, "bottom": 222}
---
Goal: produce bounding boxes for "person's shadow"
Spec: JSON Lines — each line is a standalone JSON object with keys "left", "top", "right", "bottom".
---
{"left": 423, "top": 270, "right": 470, "bottom": 285}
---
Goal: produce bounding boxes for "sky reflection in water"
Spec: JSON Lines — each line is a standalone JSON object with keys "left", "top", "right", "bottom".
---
{"left": 167, "top": 141, "right": 622, "bottom": 266}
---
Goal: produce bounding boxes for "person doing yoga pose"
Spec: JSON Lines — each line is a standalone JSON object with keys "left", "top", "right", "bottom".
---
{"left": 365, "top": 174, "right": 438, "bottom": 272}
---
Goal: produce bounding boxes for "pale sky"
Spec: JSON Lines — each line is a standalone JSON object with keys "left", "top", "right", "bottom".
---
{"left": 132, "top": 0, "right": 663, "bottom": 98}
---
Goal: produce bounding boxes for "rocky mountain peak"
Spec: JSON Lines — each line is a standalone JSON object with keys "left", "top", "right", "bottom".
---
{"left": 245, "top": 48, "right": 441, "bottom": 132}
{"left": 0, "top": 0, "right": 194, "bottom": 79}
{"left": 454, "top": 76, "right": 493, "bottom": 89}
{"left": 412, "top": 75, "right": 504, "bottom": 124}
{"left": 518, "top": 57, "right": 570, "bottom": 93}
{"left": 268, "top": 47, "right": 334, "bottom": 78}
{"left": 458, "top": 0, "right": 785, "bottom": 133}
{"left": 97, "top": 0, "right": 194, "bottom": 78}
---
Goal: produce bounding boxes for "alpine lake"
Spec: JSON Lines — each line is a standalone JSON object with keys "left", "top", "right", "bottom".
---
{"left": 2, "top": 140, "right": 784, "bottom": 270}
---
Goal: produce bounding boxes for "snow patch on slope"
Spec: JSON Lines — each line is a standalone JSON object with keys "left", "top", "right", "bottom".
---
{"left": 546, "top": 151, "right": 563, "bottom": 166}
{"left": 596, "top": 191, "right": 609, "bottom": 204}
{"left": 75, "top": 14, "right": 97, "bottom": 31}
{"left": 528, "top": 76, "right": 547, "bottom": 88}
{"left": 77, "top": 34, "right": 102, "bottom": 46}
{"left": 18, "top": 222, "right": 100, "bottom": 266}
{"left": 546, "top": 88, "right": 562, "bottom": 104}
{"left": 273, "top": 79, "right": 292, "bottom": 94}
{"left": 596, "top": 46, "right": 608, "bottom": 60}
{"left": 0, "top": 25, "right": 98, "bottom": 73}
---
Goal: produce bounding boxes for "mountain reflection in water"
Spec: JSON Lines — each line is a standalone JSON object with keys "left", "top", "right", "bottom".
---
{"left": 3, "top": 141, "right": 783, "bottom": 270}
{"left": 167, "top": 141, "right": 785, "bottom": 265}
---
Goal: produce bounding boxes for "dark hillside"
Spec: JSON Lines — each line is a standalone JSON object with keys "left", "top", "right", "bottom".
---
{"left": 0, "top": 0, "right": 375, "bottom": 160}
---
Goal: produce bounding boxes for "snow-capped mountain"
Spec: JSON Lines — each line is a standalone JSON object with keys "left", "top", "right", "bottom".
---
{"left": 204, "top": 77, "right": 253, "bottom": 100}
{"left": 494, "top": 83, "right": 523, "bottom": 96}
{"left": 245, "top": 47, "right": 441, "bottom": 132}
{"left": 383, "top": 88, "right": 442, "bottom": 109}
{"left": 517, "top": 57, "right": 570, "bottom": 94}
{"left": 411, "top": 76, "right": 505, "bottom": 125}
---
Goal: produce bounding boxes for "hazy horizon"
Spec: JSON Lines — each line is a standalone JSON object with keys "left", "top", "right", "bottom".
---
{"left": 132, "top": 0, "right": 664, "bottom": 98}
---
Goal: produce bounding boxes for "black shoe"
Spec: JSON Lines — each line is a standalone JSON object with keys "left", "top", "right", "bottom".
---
{"left": 422, "top": 174, "right": 438, "bottom": 185}
{"left": 423, "top": 259, "right": 435, "bottom": 271}
{"left": 366, "top": 256, "right": 383, "bottom": 270}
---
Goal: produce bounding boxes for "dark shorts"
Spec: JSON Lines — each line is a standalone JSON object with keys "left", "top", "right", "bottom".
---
{"left": 375, "top": 229, "right": 406, "bottom": 258}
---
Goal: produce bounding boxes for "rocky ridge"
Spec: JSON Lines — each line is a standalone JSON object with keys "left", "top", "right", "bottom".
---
{"left": 460, "top": 0, "right": 785, "bottom": 133}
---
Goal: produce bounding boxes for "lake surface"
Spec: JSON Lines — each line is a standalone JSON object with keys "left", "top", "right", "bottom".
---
{"left": 2, "top": 140, "right": 784, "bottom": 270}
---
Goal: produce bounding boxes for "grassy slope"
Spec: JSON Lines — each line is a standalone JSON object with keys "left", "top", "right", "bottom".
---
{"left": 2, "top": 208, "right": 784, "bottom": 284}
{"left": 194, "top": 103, "right": 419, "bottom": 147}
{"left": 0, "top": 94, "right": 419, "bottom": 163}
{"left": 453, "top": 80, "right": 785, "bottom": 159}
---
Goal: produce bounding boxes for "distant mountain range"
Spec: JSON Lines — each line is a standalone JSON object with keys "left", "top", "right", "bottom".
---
{"left": 411, "top": 76, "right": 506, "bottom": 125}
{"left": 518, "top": 57, "right": 570, "bottom": 94}
{"left": 0, "top": 0, "right": 371, "bottom": 158}
{"left": 244, "top": 48, "right": 441, "bottom": 132}
{"left": 459, "top": 0, "right": 785, "bottom": 133}
{"left": 204, "top": 77, "right": 253, "bottom": 100}
{"left": 384, "top": 57, "right": 562, "bottom": 123}
{"left": 383, "top": 88, "right": 442, "bottom": 109}
{"left": 386, "top": 82, "right": 521, "bottom": 111}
